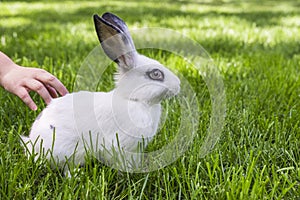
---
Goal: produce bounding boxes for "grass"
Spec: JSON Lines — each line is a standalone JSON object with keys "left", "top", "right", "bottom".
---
{"left": 0, "top": 0, "right": 299, "bottom": 199}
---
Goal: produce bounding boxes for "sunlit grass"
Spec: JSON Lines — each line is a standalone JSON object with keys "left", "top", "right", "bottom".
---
{"left": 0, "top": 0, "right": 299, "bottom": 199}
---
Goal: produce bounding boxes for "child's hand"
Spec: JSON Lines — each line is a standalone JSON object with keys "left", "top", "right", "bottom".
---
{"left": 0, "top": 64, "right": 68, "bottom": 110}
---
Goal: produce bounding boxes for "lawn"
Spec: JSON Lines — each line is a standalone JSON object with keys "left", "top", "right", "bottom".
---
{"left": 0, "top": 0, "right": 299, "bottom": 199}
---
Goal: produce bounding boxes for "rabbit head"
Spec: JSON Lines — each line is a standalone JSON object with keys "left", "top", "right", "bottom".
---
{"left": 94, "top": 13, "right": 180, "bottom": 105}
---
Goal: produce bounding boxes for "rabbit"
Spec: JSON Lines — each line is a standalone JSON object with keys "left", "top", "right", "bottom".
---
{"left": 21, "top": 12, "right": 180, "bottom": 174}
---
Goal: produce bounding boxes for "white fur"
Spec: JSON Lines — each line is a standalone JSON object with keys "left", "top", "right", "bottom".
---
{"left": 21, "top": 13, "right": 180, "bottom": 173}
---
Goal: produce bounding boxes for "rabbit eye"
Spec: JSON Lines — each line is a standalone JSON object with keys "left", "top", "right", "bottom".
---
{"left": 147, "top": 69, "right": 164, "bottom": 81}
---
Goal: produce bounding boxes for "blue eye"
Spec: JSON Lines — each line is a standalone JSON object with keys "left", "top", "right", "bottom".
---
{"left": 147, "top": 69, "right": 164, "bottom": 81}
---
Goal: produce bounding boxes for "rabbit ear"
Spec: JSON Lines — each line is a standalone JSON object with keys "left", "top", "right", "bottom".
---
{"left": 101, "top": 12, "right": 130, "bottom": 35}
{"left": 93, "top": 13, "right": 137, "bottom": 70}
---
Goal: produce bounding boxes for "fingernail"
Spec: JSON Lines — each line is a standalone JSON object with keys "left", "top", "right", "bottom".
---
{"left": 32, "top": 105, "right": 37, "bottom": 111}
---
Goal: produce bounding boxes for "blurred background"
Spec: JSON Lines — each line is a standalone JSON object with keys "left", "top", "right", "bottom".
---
{"left": 0, "top": 0, "right": 299, "bottom": 199}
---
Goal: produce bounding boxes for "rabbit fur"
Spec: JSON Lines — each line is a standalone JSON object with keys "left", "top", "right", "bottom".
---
{"left": 21, "top": 12, "right": 180, "bottom": 173}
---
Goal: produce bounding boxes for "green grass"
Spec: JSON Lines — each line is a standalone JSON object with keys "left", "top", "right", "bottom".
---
{"left": 0, "top": 0, "right": 299, "bottom": 199}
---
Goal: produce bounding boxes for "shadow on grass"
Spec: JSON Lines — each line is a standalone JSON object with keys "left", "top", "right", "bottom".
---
{"left": 2, "top": 0, "right": 300, "bottom": 26}
{"left": 1, "top": 0, "right": 299, "bottom": 58}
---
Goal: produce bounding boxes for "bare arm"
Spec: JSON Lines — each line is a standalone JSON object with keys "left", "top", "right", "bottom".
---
{"left": 0, "top": 51, "right": 68, "bottom": 110}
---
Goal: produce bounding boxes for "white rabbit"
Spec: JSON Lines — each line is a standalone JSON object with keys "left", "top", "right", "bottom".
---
{"left": 21, "top": 12, "right": 180, "bottom": 174}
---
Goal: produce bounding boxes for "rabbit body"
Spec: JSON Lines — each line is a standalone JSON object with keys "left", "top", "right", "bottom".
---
{"left": 21, "top": 12, "right": 180, "bottom": 172}
{"left": 24, "top": 89, "right": 161, "bottom": 168}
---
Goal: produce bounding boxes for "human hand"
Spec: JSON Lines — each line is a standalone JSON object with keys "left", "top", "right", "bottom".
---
{"left": 0, "top": 64, "right": 68, "bottom": 110}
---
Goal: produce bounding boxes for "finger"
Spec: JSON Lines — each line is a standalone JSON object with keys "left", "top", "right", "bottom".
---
{"left": 46, "top": 85, "right": 58, "bottom": 98}
{"left": 15, "top": 87, "right": 37, "bottom": 110}
{"left": 36, "top": 72, "right": 68, "bottom": 96}
{"left": 26, "top": 79, "right": 52, "bottom": 105}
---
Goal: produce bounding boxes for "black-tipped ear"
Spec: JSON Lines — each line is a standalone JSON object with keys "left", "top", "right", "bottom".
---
{"left": 93, "top": 13, "right": 137, "bottom": 70}
{"left": 101, "top": 12, "right": 129, "bottom": 34}
{"left": 93, "top": 14, "right": 121, "bottom": 45}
